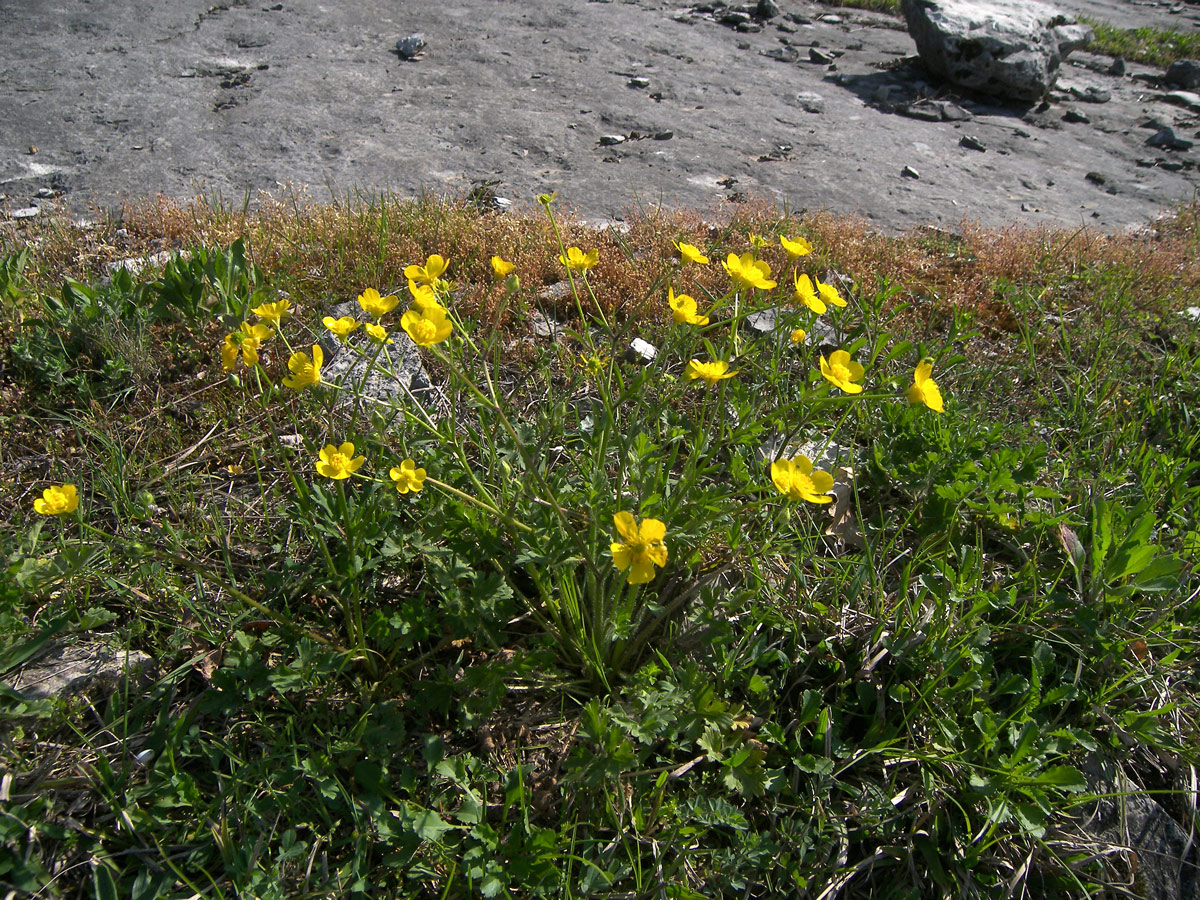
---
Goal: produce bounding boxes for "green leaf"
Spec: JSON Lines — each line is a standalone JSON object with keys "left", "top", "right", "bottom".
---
{"left": 1033, "top": 765, "right": 1086, "bottom": 792}
{"left": 93, "top": 865, "right": 119, "bottom": 900}
{"left": 410, "top": 807, "right": 453, "bottom": 842}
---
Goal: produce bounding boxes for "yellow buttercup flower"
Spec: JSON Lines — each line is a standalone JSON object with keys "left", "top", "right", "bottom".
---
{"left": 820, "top": 349, "right": 865, "bottom": 394}
{"left": 559, "top": 246, "right": 599, "bottom": 272}
{"left": 610, "top": 512, "right": 668, "bottom": 585}
{"left": 34, "top": 483, "right": 79, "bottom": 516}
{"left": 793, "top": 272, "right": 826, "bottom": 314}
{"left": 816, "top": 276, "right": 847, "bottom": 309}
{"left": 723, "top": 252, "right": 776, "bottom": 291}
{"left": 490, "top": 255, "right": 515, "bottom": 278}
{"left": 357, "top": 288, "right": 399, "bottom": 319}
{"left": 770, "top": 456, "right": 834, "bottom": 504}
{"left": 407, "top": 280, "right": 444, "bottom": 313}
{"left": 405, "top": 255, "right": 449, "bottom": 287}
{"left": 791, "top": 328, "right": 806, "bottom": 345}
{"left": 282, "top": 344, "right": 323, "bottom": 390}
{"left": 365, "top": 322, "right": 393, "bottom": 344}
{"left": 668, "top": 287, "right": 709, "bottom": 326}
{"left": 251, "top": 299, "right": 293, "bottom": 327}
{"left": 674, "top": 240, "right": 709, "bottom": 266}
{"left": 749, "top": 234, "right": 770, "bottom": 248}
{"left": 316, "top": 441, "right": 365, "bottom": 480}
{"left": 906, "top": 358, "right": 944, "bottom": 413}
{"left": 322, "top": 315, "right": 361, "bottom": 341}
{"left": 401, "top": 304, "right": 453, "bottom": 347}
{"left": 684, "top": 359, "right": 737, "bottom": 387}
{"left": 220, "top": 321, "right": 273, "bottom": 371}
{"left": 780, "top": 235, "right": 813, "bottom": 259}
{"left": 389, "top": 458, "right": 427, "bottom": 494}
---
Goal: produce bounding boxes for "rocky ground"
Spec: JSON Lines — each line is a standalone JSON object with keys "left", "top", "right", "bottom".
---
{"left": 1, "top": 0, "right": 1198, "bottom": 232}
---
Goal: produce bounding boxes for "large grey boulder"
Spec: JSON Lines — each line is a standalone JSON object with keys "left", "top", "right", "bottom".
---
{"left": 901, "top": 0, "right": 1093, "bottom": 101}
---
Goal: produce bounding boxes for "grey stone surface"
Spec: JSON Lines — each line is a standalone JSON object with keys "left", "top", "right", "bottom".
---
{"left": 901, "top": 0, "right": 1092, "bottom": 100}
{"left": 4, "top": 639, "right": 154, "bottom": 701}
{"left": 0, "top": 0, "right": 1198, "bottom": 233}
{"left": 319, "top": 300, "right": 444, "bottom": 415}
{"left": 1075, "top": 753, "right": 1200, "bottom": 900}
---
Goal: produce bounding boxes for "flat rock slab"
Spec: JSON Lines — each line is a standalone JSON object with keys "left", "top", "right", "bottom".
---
{"left": 0, "top": 0, "right": 1198, "bottom": 233}
{"left": 4, "top": 639, "right": 154, "bottom": 701}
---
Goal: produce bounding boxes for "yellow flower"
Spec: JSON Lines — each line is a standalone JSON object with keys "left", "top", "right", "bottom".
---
{"left": 490, "top": 255, "right": 515, "bottom": 278}
{"left": 723, "top": 252, "right": 776, "bottom": 291}
{"left": 790, "top": 328, "right": 806, "bottom": 345}
{"left": 407, "top": 280, "right": 444, "bottom": 313}
{"left": 357, "top": 288, "right": 399, "bottom": 319}
{"left": 316, "top": 441, "right": 365, "bottom": 480}
{"left": 684, "top": 359, "right": 737, "bottom": 387}
{"left": 770, "top": 456, "right": 834, "bottom": 504}
{"left": 401, "top": 304, "right": 454, "bottom": 347}
{"left": 251, "top": 299, "right": 293, "bottom": 327}
{"left": 389, "top": 458, "right": 427, "bottom": 494}
{"left": 906, "top": 358, "right": 945, "bottom": 413}
{"left": 668, "top": 287, "right": 709, "bottom": 326}
{"left": 404, "top": 254, "right": 450, "bottom": 287}
{"left": 820, "top": 349, "right": 865, "bottom": 394}
{"left": 578, "top": 352, "right": 609, "bottom": 377}
{"left": 364, "top": 322, "right": 393, "bottom": 344}
{"left": 749, "top": 234, "right": 770, "bottom": 248}
{"left": 780, "top": 235, "right": 813, "bottom": 259}
{"left": 220, "top": 321, "right": 273, "bottom": 371}
{"left": 793, "top": 272, "right": 825, "bottom": 314}
{"left": 322, "top": 315, "right": 361, "bottom": 341}
{"left": 610, "top": 512, "right": 668, "bottom": 585}
{"left": 816, "top": 276, "right": 847, "bottom": 309}
{"left": 559, "top": 246, "right": 599, "bottom": 272}
{"left": 34, "top": 483, "right": 79, "bottom": 516}
{"left": 282, "top": 344, "right": 323, "bottom": 390}
{"left": 674, "top": 240, "right": 709, "bottom": 265}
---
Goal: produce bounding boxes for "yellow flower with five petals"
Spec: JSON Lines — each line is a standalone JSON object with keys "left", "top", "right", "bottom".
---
{"left": 404, "top": 254, "right": 449, "bottom": 286}
{"left": 610, "top": 512, "right": 668, "bottom": 585}
{"left": 252, "top": 299, "right": 293, "bottom": 327}
{"left": 401, "top": 303, "right": 453, "bottom": 347}
{"left": 316, "top": 442, "right": 365, "bottom": 480}
{"left": 322, "top": 315, "right": 360, "bottom": 341}
{"left": 770, "top": 456, "right": 834, "bottom": 504}
{"left": 365, "top": 323, "right": 393, "bottom": 344}
{"left": 793, "top": 273, "right": 826, "bottom": 314}
{"left": 668, "top": 288, "right": 709, "bottom": 326}
{"left": 34, "top": 483, "right": 79, "bottom": 516}
{"left": 780, "top": 235, "right": 813, "bottom": 259}
{"left": 220, "top": 321, "right": 273, "bottom": 371}
{"left": 674, "top": 240, "right": 709, "bottom": 265}
{"left": 357, "top": 288, "right": 399, "bottom": 319}
{"left": 282, "top": 344, "right": 323, "bottom": 390}
{"left": 684, "top": 359, "right": 737, "bottom": 387}
{"left": 905, "top": 358, "right": 944, "bottom": 413}
{"left": 820, "top": 349, "right": 865, "bottom": 394}
{"left": 389, "top": 458, "right": 426, "bottom": 494}
{"left": 723, "top": 252, "right": 776, "bottom": 291}
{"left": 559, "top": 246, "right": 599, "bottom": 272}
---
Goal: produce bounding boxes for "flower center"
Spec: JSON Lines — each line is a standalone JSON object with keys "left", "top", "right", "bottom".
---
{"left": 832, "top": 362, "right": 851, "bottom": 381}
{"left": 329, "top": 453, "right": 349, "bottom": 470}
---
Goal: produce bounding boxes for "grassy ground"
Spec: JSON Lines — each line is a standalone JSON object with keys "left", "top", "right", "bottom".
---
{"left": 2, "top": 191, "right": 1199, "bottom": 898}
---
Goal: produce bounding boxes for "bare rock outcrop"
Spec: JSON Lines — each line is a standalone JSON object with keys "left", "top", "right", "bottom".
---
{"left": 901, "top": 0, "right": 1093, "bottom": 100}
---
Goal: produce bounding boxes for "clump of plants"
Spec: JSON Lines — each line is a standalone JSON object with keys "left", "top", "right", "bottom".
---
{"left": 3, "top": 194, "right": 1196, "bottom": 898}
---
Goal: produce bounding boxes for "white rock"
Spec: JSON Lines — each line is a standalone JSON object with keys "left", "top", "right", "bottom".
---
{"left": 901, "top": 0, "right": 1092, "bottom": 100}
